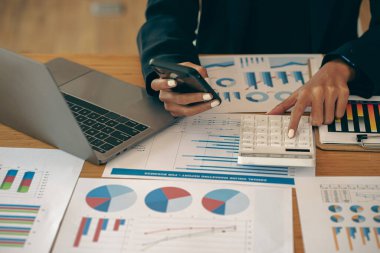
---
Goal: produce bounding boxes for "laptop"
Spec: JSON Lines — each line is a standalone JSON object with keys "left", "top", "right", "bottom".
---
{"left": 0, "top": 49, "right": 175, "bottom": 164}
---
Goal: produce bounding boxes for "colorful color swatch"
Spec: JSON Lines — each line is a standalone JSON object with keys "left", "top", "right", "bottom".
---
{"left": 144, "top": 187, "right": 192, "bottom": 213}
{"left": 86, "top": 185, "right": 136, "bottom": 212}
{"left": 202, "top": 189, "right": 249, "bottom": 215}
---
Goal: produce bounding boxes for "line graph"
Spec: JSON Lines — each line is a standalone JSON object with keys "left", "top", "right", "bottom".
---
{"left": 130, "top": 217, "right": 253, "bottom": 253}
{"left": 141, "top": 225, "right": 237, "bottom": 251}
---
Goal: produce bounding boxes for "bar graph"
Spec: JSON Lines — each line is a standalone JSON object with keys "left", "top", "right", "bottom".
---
{"left": 73, "top": 217, "right": 127, "bottom": 248}
{"left": 0, "top": 204, "right": 39, "bottom": 248}
{"left": 332, "top": 226, "right": 380, "bottom": 251}
{"left": 328, "top": 100, "right": 380, "bottom": 133}
{"left": 239, "top": 56, "right": 265, "bottom": 68}
{"left": 244, "top": 70, "right": 306, "bottom": 90}
{"left": 0, "top": 168, "right": 46, "bottom": 198}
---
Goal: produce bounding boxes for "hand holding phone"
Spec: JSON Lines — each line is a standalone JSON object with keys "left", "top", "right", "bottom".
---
{"left": 149, "top": 59, "right": 221, "bottom": 117}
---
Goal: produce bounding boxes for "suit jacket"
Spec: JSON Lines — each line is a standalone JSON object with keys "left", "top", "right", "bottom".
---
{"left": 137, "top": 0, "right": 380, "bottom": 98}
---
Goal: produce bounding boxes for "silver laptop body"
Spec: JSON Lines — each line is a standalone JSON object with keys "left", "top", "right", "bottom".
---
{"left": 0, "top": 49, "right": 175, "bottom": 164}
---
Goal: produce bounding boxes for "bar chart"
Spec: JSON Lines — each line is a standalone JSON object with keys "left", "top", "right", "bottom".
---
{"left": 0, "top": 167, "right": 46, "bottom": 198}
{"left": 244, "top": 70, "right": 305, "bottom": 89}
{"left": 332, "top": 226, "right": 380, "bottom": 251}
{"left": 0, "top": 204, "right": 39, "bottom": 248}
{"left": 328, "top": 100, "right": 380, "bottom": 133}
{"left": 73, "top": 217, "right": 127, "bottom": 249}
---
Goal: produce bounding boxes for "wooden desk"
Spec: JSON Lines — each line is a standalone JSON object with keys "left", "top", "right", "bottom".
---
{"left": 1, "top": 54, "right": 379, "bottom": 253}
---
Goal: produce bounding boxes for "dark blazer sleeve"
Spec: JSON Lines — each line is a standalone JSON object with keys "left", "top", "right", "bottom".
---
{"left": 137, "top": 0, "right": 200, "bottom": 96}
{"left": 322, "top": 0, "right": 380, "bottom": 98}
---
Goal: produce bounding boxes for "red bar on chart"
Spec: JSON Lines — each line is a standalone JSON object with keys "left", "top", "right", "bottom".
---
{"left": 74, "top": 217, "right": 87, "bottom": 247}
{"left": 93, "top": 218, "right": 104, "bottom": 242}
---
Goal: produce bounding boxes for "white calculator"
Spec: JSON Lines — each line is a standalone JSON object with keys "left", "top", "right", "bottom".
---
{"left": 238, "top": 114, "right": 316, "bottom": 167}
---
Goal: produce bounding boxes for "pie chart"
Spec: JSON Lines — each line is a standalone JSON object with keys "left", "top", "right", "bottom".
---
{"left": 352, "top": 215, "right": 366, "bottom": 223}
{"left": 202, "top": 189, "right": 249, "bottom": 215}
{"left": 145, "top": 187, "right": 192, "bottom": 213}
{"left": 372, "top": 205, "right": 380, "bottom": 213}
{"left": 374, "top": 215, "right": 380, "bottom": 223}
{"left": 350, "top": 205, "right": 364, "bottom": 213}
{"left": 330, "top": 214, "right": 344, "bottom": 223}
{"left": 328, "top": 205, "right": 342, "bottom": 213}
{"left": 86, "top": 185, "right": 137, "bottom": 212}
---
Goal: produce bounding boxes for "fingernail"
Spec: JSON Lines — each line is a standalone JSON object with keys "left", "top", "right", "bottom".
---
{"left": 288, "top": 129, "right": 295, "bottom": 139}
{"left": 211, "top": 100, "right": 220, "bottom": 108}
{"left": 203, "top": 93, "right": 213, "bottom": 101}
{"left": 205, "top": 77, "right": 210, "bottom": 84}
{"left": 167, "top": 79, "right": 177, "bottom": 87}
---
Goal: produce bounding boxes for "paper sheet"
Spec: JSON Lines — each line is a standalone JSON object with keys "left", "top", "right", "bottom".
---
{"left": 53, "top": 178, "right": 293, "bottom": 253}
{"left": 103, "top": 113, "right": 315, "bottom": 187}
{"left": 319, "top": 96, "right": 380, "bottom": 144}
{"left": 296, "top": 177, "right": 380, "bottom": 253}
{"left": 200, "top": 54, "right": 323, "bottom": 113}
{"left": 0, "top": 148, "right": 84, "bottom": 253}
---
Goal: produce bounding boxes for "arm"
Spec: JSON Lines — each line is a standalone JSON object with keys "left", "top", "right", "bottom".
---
{"left": 137, "top": 0, "right": 201, "bottom": 96}
{"left": 137, "top": 0, "right": 220, "bottom": 116}
{"left": 270, "top": 0, "right": 380, "bottom": 137}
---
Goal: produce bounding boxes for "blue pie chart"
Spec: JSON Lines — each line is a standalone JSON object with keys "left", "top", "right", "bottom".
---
{"left": 202, "top": 189, "right": 249, "bottom": 215}
{"left": 352, "top": 215, "right": 366, "bottom": 223}
{"left": 373, "top": 215, "right": 380, "bottom": 223}
{"left": 86, "top": 185, "right": 137, "bottom": 212}
{"left": 372, "top": 205, "right": 380, "bottom": 213}
{"left": 330, "top": 214, "right": 344, "bottom": 223}
{"left": 350, "top": 205, "right": 364, "bottom": 213}
{"left": 328, "top": 205, "right": 342, "bottom": 213}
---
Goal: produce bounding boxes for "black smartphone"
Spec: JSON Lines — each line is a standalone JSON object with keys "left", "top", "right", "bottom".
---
{"left": 149, "top": 58, "right": 222, "bottom": 104}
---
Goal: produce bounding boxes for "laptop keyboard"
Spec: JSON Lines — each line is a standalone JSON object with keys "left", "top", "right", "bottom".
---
{"left": 63, "top": 93, "right": 149, "bottom": 153}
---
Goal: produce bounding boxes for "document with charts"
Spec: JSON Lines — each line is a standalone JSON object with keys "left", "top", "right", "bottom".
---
{"left": 103, "top": 113, "right": 315, "bottom": 187}
{"left": 296, "top": 177, "right": 380, "bottom": 253}
{"left": 53, "top": 178, "right": 293, "bottom": 253}
{"left": 0, "top": 148, "right": 84, "bottom": 253}
{"left": 319, "top": 96, "right": 380, "bottom": 144}
{"left": 200, "top": 54, "right": 323, "bottom": 113}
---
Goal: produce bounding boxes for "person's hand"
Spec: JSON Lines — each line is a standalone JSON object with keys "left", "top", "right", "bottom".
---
{"left": 151, "top": 62, "right": 220, "bottom": 117}
{"left": 268, "top": 59, "right": 355, "bottom": 138}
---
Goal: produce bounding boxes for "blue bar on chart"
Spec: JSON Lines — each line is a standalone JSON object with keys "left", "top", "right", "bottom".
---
{"left": 233, "top": 92, "right": 241, "bottom": 100}
{"left": 261, "top": 72, "right": 273, "bottom": 87}
{"left": 223, "top": 92, "right": 231, "bottom": 102}
{"left": 293, "top": 71, "right": 305, "bottom": 84}
{"left": 276, "top": 71, "right": 289, "bottom": 84}
{"left": 244, "top": 72, "right": 257, "bottom": 89}
{"left": 328, "top": 100, "right": 380, "bottom": 133}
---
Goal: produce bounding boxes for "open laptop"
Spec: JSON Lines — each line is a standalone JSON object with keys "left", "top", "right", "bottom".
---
{"left": 0, "top": 49, "right": 175, "bottom": 164}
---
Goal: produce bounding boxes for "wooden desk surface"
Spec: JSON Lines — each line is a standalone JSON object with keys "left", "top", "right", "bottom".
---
{"left": 1, "top": 54, "right": 379, "bottom": 253}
